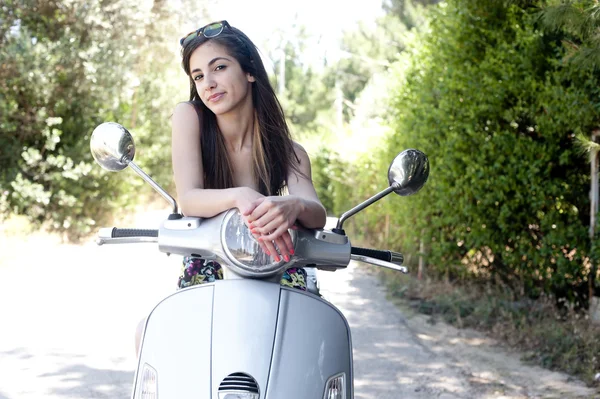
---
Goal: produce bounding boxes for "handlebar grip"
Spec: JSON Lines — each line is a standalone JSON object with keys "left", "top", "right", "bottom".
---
{"left": 110, "top": 228, "right": 158, "bottom": 238}
{"left": 351, "top": 246, "right": 404, "bottom": 265}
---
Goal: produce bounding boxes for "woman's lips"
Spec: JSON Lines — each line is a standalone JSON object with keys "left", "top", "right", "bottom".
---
{"left": 208, "top": 93, "right": 224, "bottom": 102}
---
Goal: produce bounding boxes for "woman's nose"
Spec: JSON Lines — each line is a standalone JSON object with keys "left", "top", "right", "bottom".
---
{"left": 203, "top": 75, "right": 217, "bottom": 90}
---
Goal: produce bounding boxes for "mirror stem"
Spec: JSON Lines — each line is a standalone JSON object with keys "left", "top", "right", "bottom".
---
{"left": 336, "top": 183, "right": 399, "bottom": 231}
{"left": 128, "top": 162, "right": 179, "bottom": 214}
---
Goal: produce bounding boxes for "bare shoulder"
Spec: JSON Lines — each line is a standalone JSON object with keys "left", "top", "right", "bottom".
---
{"left": 289, "top": 141, "right": 314, "bottom": 183}
{"left": 173, "top": 102, "right": 199, "bottom": 126}
{"left": 292, "top": 141, "right": 307, "bottom": 153}
{"left": 292, "top": 141, "right": 310, "bottom": 163}
{"left": 173, "top": 101, "right": 197, "bottom": 115}
{"left": 172, "top": 102, "right": 204, "bottom": 195}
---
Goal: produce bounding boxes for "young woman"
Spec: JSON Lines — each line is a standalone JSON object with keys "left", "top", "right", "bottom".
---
{"left": 172, "top": 20, "right": 327, "bottom": 289}
{"left": 135, "top": 21, "right": 327, "bottom": 355}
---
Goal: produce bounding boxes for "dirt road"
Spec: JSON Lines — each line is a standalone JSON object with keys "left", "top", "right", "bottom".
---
{"left": 0, "top": 223, "right": 597, "bottom": 398}
{"left": 319, "top": 263, "right": 597, "bottom": 398}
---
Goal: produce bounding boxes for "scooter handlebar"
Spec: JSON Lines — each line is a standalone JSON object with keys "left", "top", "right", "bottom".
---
{"left": 350, "top": 254, "right": 408, "bottom": 274}
{"left": 110, "top": 227, "right": 158, "bottom": 238}
{"left": 96, "top": 227, "right": 159, "bottom": 245}
{"left": 351, "top": 246, "right": 404, "bottom": 265}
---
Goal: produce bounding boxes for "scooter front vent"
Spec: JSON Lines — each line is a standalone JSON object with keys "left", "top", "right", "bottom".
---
{"left": 218, "top": 372, "right": 259, "bottom": 394}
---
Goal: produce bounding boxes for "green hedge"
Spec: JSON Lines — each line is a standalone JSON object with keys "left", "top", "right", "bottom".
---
{"left": 0, "top": 1, "right": 177, "bottom": 239}
{"left": 314, "top": 0, "right": 600, "bottom": 306}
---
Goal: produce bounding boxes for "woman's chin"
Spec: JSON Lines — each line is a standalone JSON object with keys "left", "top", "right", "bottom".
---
{"left": 209, "top": 103, "right": 239, "bottom": 116}
{"left": 210, "top": 107, "right": 229, "bottom": 116}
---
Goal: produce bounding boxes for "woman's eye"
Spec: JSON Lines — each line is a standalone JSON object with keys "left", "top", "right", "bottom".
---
{"left": 193, "top": 74, "right": 203, "bottom": 81}
{"left": 215, "top": 65, "right": 226, "bottom": 71}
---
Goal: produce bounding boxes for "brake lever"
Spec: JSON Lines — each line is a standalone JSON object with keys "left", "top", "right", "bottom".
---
{"left": 350, "top": 254, "right": 408, "bottom": 273}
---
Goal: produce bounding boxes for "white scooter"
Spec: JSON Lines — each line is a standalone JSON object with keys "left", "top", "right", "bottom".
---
{"left": 90, "top": 122, "right": 429, "bottom": 399}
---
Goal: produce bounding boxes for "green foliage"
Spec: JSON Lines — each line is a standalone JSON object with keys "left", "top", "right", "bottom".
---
{"left": 538, "top": 0, "right": 600, "bottom": 70}
{"left": 0, "top": 0, "right": 183, "bottom": 239}
{"left": 383, "top": 0, "right": 599, "bottom": 304}
{"left": 311, "top": 148, "right": 339, "bottom": 215}
{"left": 383, "top": 0, "right": 440, "bottom": 30}
{"left": 314, "top": 0, "right": 600, "bottom": 305}
{"left": 120, "top": 0, "right": 183, "bottom": 191}
{"left": 325, "top": 14, "right": 415, "bottom": 123}
{"left": 270, "top": 37, "right": 336, "bottom": 141}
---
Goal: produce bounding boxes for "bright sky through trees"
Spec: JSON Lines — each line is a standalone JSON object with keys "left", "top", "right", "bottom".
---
{"left": 193, "top": 0, "right": 384, "bottom": 67}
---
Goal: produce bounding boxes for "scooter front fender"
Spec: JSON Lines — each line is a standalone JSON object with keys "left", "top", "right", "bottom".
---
{"left": 133, "top": 280, "right": 352, "bottom": 398}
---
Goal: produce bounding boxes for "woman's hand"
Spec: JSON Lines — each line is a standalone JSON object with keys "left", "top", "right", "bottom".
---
{"left": 243, "top": 196, "right": 302, "bottom": 262}
{"left": 234, "top": 187, "right": 265, "bottom": 216}
{"left": 233, "top": 188, "right": 283, "bottom": 259}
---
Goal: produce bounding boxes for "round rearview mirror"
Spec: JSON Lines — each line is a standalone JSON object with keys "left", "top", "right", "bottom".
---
{"left": 388, "top": 149, "right": 429, "bottom": 196}
{"left": 90, "top": 122, "right": 135, "bottom": 171}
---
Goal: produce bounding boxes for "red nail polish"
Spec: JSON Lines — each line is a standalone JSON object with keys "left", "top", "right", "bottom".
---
{"left": 289, "top": 249, "right": 295, "bottom": 255}
{"left": 265, "top": 250, "right": 271, "bottom": 256}
{"left": 284, "top": 255, "right": 290, "bottom": 262}
{"left": 275, "top": 256, "right": 280, "bottom": 262}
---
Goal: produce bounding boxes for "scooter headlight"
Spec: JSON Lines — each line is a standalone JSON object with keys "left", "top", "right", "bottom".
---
{"left": 221, "top": 209, "right": 295, "bottom": 277}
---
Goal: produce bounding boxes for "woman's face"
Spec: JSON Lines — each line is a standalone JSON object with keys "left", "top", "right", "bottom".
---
{"left": 189, "top": 41, "right": 255, "bottom": 116}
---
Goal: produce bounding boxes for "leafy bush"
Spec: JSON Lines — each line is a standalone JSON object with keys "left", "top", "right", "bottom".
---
{"left": 382, "top": 0, "right": 600, "bottom": 305}
{"left": 313, "top": 0, "right": 600, "bottom": 305}
{"left": 0, "top": 1, "right": 179, "bottom": 239}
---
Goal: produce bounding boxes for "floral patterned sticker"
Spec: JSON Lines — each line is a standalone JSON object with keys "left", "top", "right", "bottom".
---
{"left": 178, "top": 256, "right": 307, "bottom": 291}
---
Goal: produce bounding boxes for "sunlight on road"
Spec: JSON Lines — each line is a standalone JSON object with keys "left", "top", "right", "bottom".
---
{"left": 0, "top": 210, "right": 179, "bottom": 399}
{"left": 0, "top": 212, "right": 596, "bottom": 399}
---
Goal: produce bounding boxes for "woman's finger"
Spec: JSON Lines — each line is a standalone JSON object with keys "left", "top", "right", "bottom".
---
{"left": 243, "top": 197, "right": 264, "bottom": 217}
{"left": 260, "top": 228, "right": 293, "bottom": 259}
{"left": 252, "top": 232, "right": 270, "bottom": 254}
{"left": 280, "top": 231, "right": 294, "bottom": 254}
{"left": 273, "top": 236, "right": 289, "bottom": 261}
{"left": 252, "top": 216, "right": 284, "bottom": 236}
{"left": 262, "top": 239, "right": 280, "bottom": 262}
{"left": 249, "top": 199, "right": 274, "bottom": 225}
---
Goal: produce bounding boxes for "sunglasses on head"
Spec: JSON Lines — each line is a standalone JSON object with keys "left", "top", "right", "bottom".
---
{"left": 180, "top": 20, "right": 231, "bottom": 47}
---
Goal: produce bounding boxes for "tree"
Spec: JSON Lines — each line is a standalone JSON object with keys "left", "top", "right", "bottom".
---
{"left": 263, "top": 26, "right": 336, "bottom": 143}
{"left": 383, "top": 0, "right": 441, "bottom": 30}
{"left": 323, "top": 1, "right": 433, "bottom": 124}
{"left": 381, "top": 0, "right": 599, "bottom": 305}
{"left": 538, "top": 0, "right": 600, "bottom": 304}
{"left": 539, "top": 0, "right": 600, "bottom": 70}
{"left": 311, "top": 0, "right": 600, "bottom": 306}
{"left": 0, "top": 0, "right": 186, "bottom": 239}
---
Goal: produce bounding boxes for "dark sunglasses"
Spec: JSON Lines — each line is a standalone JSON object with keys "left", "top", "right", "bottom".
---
{"left": 180, "top": 20, "right": 231, "bottom": 47}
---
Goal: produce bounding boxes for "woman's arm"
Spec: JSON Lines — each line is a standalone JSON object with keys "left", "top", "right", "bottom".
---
{"left": 286, "top": 143, "right": 327, "bottom": 229}
{"left": 242, "top": 143, "right": 326, "bottom": 261}
{"left": 171, "top": 102, "right": 263, "bottom": 217}
{"left": 245, "top": 143, "right": 326, "bottom": 234}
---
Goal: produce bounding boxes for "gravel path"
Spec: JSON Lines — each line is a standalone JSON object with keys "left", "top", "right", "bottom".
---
{"left": 319, "top": 263, "right": 598, "bottom": 398}
{"left": 0, "top": 220, "right": 597, "bottom": 398}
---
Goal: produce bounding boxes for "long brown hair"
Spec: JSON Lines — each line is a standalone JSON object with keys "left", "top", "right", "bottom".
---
{"left": 181, "top": 25, "right": 302, "bottom": 196}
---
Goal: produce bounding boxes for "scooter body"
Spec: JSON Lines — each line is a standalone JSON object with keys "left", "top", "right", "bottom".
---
{"left": 133, "top": 279, "right": 352, "bottom": 399}
{"left": 89, "top": 121, "right": 429, "bottom": 399}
